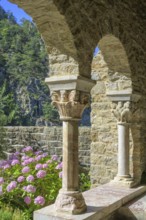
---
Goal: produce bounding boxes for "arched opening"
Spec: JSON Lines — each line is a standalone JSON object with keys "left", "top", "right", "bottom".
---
{"left": 9, "top": 0, "right": 77, "bottom": 59}
{"left": 90, "top": 34, "right": 143, "bottom": 187}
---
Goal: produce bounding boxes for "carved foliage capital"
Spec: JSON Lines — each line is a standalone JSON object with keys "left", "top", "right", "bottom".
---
{"left": 111, "top": 101, "right": 135, "bottom": 123}
{"left": 51, "top": 90, "right": 90, "bottom": 120}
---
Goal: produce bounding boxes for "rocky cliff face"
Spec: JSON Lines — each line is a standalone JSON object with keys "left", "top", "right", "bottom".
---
{"left": 14, "top": 78, "right": 50, "bottom": 125}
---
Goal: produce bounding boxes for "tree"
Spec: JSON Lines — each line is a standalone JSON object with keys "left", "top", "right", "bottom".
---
{"left": 0, "top": 82, "right": 19, "bottom": 126}
{"left": 0, "top": 6, "right": 51, "bottom": 125}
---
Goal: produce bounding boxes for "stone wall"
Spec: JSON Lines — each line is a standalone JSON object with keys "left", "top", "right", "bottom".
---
{"left": 3, "top": 126, "right": 91, "bottom": 167}
{"left": 91, "top": 51, "right": 119, "bottom": 187}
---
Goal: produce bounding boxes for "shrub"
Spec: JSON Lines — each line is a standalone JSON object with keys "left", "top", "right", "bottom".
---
{"left": 0, "top": 146, "right": 91, "bottom": 219}
{"left": 0, "top": 205, "right": 25, "bottom": 220}
{"left": 79, "top": 172, "right": 91, "bottom": 192}
{"left": 0, "top": 147, "right": 62, "bottom": 218}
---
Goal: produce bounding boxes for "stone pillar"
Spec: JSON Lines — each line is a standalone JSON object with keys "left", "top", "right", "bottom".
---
{"left": 51, "top": 89, "right": 89, "bottom": 214}
{"left": 111, "top": 101, "right": 134, "bottom": 186}
{"left": 117, "top": 122, "right": 130, "bottom": 178}
{"left": 107, "top": 91, "right": 141, "bottom": 187}
{"left": 62, "top": 120, "right": 79, "bottom": 191}
{"left": 45, "top": 75, "right": 95, "bottom": 214}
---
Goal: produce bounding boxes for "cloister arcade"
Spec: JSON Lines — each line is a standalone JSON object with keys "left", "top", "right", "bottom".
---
{"left": 8, "top": 0, "right": 146, "bottom": 219}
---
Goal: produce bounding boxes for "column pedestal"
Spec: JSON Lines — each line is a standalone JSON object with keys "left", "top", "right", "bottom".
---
{"left": 55, "top": 190, "right": 86, "bottom": 214}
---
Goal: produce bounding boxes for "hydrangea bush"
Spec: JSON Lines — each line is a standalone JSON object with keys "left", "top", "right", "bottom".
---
{"left": 0, "top": 146, "right": 62, "bottom": 217}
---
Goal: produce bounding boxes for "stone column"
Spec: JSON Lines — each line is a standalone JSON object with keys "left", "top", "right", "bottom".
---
{"left": 45, "top": 75, "right": 95, "bottom": 214}
{"left": 51, "top": 89, "right": 89, "bottom": 214}
{"left": 62, "top": 120, "right": 79, "bottom": 191}
{"left": 111, "top": 101, "right": 134, "bottom": 185}
{"left": 117, "top": 122, "right": 130, "bottom": 178}
{"left": 107, "top": 91, "right": 141, "bottom": 187}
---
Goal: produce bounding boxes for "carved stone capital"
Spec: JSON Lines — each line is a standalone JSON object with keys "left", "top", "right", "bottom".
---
{"left": 51, "top": 90, "right": 90, "bottom": 120}
{"left": 111, "top": 101, "right": 133, "bottom": 123}
{"left": 55, "top": 190, "right": 87, "bottom": 214}
{"left": 107, "top": 91, "right": 141, "bottom": 123}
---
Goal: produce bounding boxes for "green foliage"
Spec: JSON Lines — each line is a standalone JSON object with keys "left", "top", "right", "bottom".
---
{"left": 0, "top": 208, "right": 13, "bottom": 220}
{"left": 0, "top": 204, "right": 27, "bottom": 220}
{"left": 79, "top": 172, "right": 91, "bottom": 192}
{"left": 0, "top": 127, "right": 8, "bottom": 159}
{"left": 0, "top": 82, "right": 20, "bottom": 126}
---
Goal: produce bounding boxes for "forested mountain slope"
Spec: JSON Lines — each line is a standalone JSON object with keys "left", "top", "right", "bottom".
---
{"left": 0, "top": 6, "right": 90, "bottom": 126}
{"left": 0, "top": 6, "right": 61, "bottom": 126}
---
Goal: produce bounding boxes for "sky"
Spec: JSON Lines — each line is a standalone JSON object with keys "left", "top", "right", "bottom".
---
{"left": 0, "top": 0, "right": 32, "bottom": 23}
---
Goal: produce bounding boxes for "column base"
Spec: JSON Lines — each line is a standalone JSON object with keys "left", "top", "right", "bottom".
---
{"left": 111, "top": 175, "right": 135, "bottom": 188}
{"left": 54, "top": 190, "right": 87, "bottom": 214}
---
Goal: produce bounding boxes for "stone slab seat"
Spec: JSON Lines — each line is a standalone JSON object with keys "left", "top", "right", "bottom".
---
{"left": 33, "top": 183, "right": 146, "bottom": 220}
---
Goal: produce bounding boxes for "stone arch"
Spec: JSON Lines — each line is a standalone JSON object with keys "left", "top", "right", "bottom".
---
{"left": 9, "top": 0, "right": 78, "bottom": 59}
{"left": 97, "top": 34, "right": 131, "bottom": 77}
{"left": 9, "top": 0, "right": 81, "bottom": 76}
{"left": 90, "top": 34, "right": 144, "bottom": 187}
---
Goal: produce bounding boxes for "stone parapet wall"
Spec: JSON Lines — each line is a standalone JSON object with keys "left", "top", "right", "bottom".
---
{"left": 3, "top": 126, "right": 91, "bottom": 167}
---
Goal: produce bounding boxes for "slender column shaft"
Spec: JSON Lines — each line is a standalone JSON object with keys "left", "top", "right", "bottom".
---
{"left": 117, "top": 122, "right": 130, "bottom": 177}
{"left": 62, "top": 120, "right": 79, "bottom": 191}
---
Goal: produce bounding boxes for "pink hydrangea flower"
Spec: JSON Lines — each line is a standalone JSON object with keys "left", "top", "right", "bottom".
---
{"left": 42, "top": 153, "right": 48, "bottom": 158}
{"left": 0, "top": 177, "right": 4, "bottom": 185}
{"left": 26, "top": 175, "right": 34, "bottom": 182}
{"left": 6, "top": 181, "right": 17, "bottom": 192}
{"left": 11, "top": 159, "right": 20, "bottom": 166}
{"left": 17, "top": 176, "right": 25, "bottom": 183}
{"left": 24, "top": 196, "right": 31, "bottom": 205}
{"left": 26, "top": 185, "right": 36, "bottom": 193}
{"left": 28, "top": 157, "right": 35, "bottom": 163}
{"left": 34, "top": 196, "right": 45, "bottom": 206}
{"left": 21, "top": 160, "right": 29, "bottom": 166}
{"left": 34, "top": 151, "right": 43, "bottom": 155}
{"left": 36, "top": 170, "right": 46, "bottom": 179}
{"left": 22, "top": 146, "right": 33, "bottom": 153}
{"left": 22, "top": 166, "right": 30, "bottom": 173}
{"left": 22, "top": 158, "right": 35, "bottom": 166}
{"left": 35, "top": 163, "right": 43, "bottom": 170}
{"left": 3, "top": 164, "right": 10, "bottom": 170}
{"left": 42, "top": 164, "right": 48, "bottom": 169}
{"left": 35, "top": 155, "right": 43, "bottom": 161}
{"left": 56, "top": 162, "right": 63, "bottom": 170}
{"left": 21, "top": 155, "right": 29, "bottom": 161}
{"left": 14, "top": 152, "right": 20, "bottom": 157}
{"left": 51, "top": 155, "right": 58, "bottom": 161}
